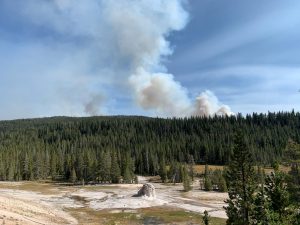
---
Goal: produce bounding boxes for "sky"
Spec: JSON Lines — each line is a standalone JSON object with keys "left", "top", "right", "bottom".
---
{"left": 0, "top": 0, "right": 300, "bottom": 120}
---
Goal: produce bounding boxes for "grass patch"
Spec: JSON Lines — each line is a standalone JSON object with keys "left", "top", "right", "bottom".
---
{"left": 140, "top": 207, "right": 226, "bottom": 224}
{"left": 69, "top": 207, "right": 226, "bottom": 225}
{"left": 141, "top": 207, "right": 201, "bottom": 223}
{"left": 68, "top": 207, "right": 141, "bottom": 225}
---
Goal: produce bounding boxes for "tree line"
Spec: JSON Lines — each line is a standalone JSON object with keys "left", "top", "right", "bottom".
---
{"left": 0, "top": 111, "right": 300, "bottom": 182}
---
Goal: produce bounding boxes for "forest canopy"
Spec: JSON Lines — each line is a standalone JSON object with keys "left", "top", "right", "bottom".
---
{"left": 0, "top": 111, "right": 299, "bottom": 182}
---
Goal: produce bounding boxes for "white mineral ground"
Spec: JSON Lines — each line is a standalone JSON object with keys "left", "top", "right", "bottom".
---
{"left": 0, "top": 177, "right": 227, "bottom": 224}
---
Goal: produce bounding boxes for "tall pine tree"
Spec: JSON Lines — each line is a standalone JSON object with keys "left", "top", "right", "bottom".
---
{"left": 225, "top": 131, "right": 256, "bottom": 225}
{"left": 110, "top": 151, "right": 121, "bottom": 184}
{"left": 264, "top": 167, "right": 290, "bottom": 223}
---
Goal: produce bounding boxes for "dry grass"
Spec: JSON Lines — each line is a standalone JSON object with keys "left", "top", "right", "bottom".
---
{"left": 193, "top": 164, "right": 291, "bottom": 175}
{"left": 263, "top": 165, "right": 291, "bottom": 174}
{"left": 193, "top": 165, "right": 224, "bottom": 174}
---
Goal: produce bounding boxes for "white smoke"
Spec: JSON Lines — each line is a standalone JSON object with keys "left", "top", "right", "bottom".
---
{"left": 103, "top": 0, "right": 233, "bottom": 117}
{"left": 16, "top": 0, "right": 233, "bottom": 117}
{"left": 192, "top": 91, "right": 233, "bottom": 117}
{"left": 129, "top": 68, "right": 191, "bottom": 117}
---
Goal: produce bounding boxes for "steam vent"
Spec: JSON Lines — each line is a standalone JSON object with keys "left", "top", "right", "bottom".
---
{"left": 137, "top": 183, "right": 156, "bottom": 198}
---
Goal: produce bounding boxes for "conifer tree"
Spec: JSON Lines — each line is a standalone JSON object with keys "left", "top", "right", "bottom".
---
{"left": 169, "top": 161, "right": 181, "bottom": 183}
{"left": 202, "top": 210, "right": 210, "bottom": 225}
{"left": 122, "top": 152, "right": 135, "bottom": 183}
{"left": 98, "top": 151, "right": 111, "bottom": 183}
{"left": 182, "top": 164, "right": 192, "bottom": 192}
{"left": 158, "top": 157, "right": 167, "bottom": 183}
{"left": 70, "top": 168, "right": 77, "bottom": 184}
{"left": 264, "top": 167, "right": 290, "bottom": 223}
{"left": 253, "top": 183, "right": 269, "bottom": 225}
{"left": 50, "top": 154, "right": 57, "bottom": 180}
{"left": 283, "top": 139, "right": 300, "bottom": 206}
{"left": 252, "top": 165, "right": 270, "bottom": 225}
{"left": 204, "top": 176, "right": 213, "bottom": 191}
{"left": 188, "top": 155, "right": 195, "bottom": 181}
{"left": 123, "top": 166, "right": 132, "bottom": 183}
{"left": 288, "top": 164, "right": 300, "bottom": 205}
{"left": 225, "top": 131, "right": 256, "bottom": 225}
{"left": 204, "top": 165, "right": 212, "bottom": 191}
{"left": 218, "top": 175, "right": 228, "bottom": 192}
{"left": 110, "top": 152, "right": 121, "bottom": 184}
{"left": 204, "top": 164, "right": 209, "bottom": 177}
{"left": 7, "top": 164, "right": 15, "bottom": 181}
{"left": 23, "top": 153, "right": 30, "bottom": 180}
{"left": 1, "top": 112, "right": 300, "bottom": 184}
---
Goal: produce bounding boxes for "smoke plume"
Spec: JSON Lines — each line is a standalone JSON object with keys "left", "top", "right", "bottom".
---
{"left": 84, "top": 94, "right": 105, "bottom": 116}
{"left": 16, "top": 0, "right": 233, "bottom": 117}
{"left": 192, "top": 91, "right": 233, "bottom": 117}
{"left": 103, "top": 0, "right": 233, "bottom": 117}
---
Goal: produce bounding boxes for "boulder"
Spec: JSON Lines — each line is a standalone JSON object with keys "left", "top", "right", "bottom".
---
{"left": 137, "top": 183, "right": 156, "bottom": 198}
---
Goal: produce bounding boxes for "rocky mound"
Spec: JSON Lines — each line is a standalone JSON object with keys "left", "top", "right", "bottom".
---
{"left": 136, "top": 183, "right": 156, "bottom": 198}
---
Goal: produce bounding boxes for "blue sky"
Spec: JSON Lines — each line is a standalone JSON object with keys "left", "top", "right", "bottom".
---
{"left": 168, "top": 0, "right": 300, "bottom": 115}
{"left": 0, "top": 0, "right": 300, "bottom": 119}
